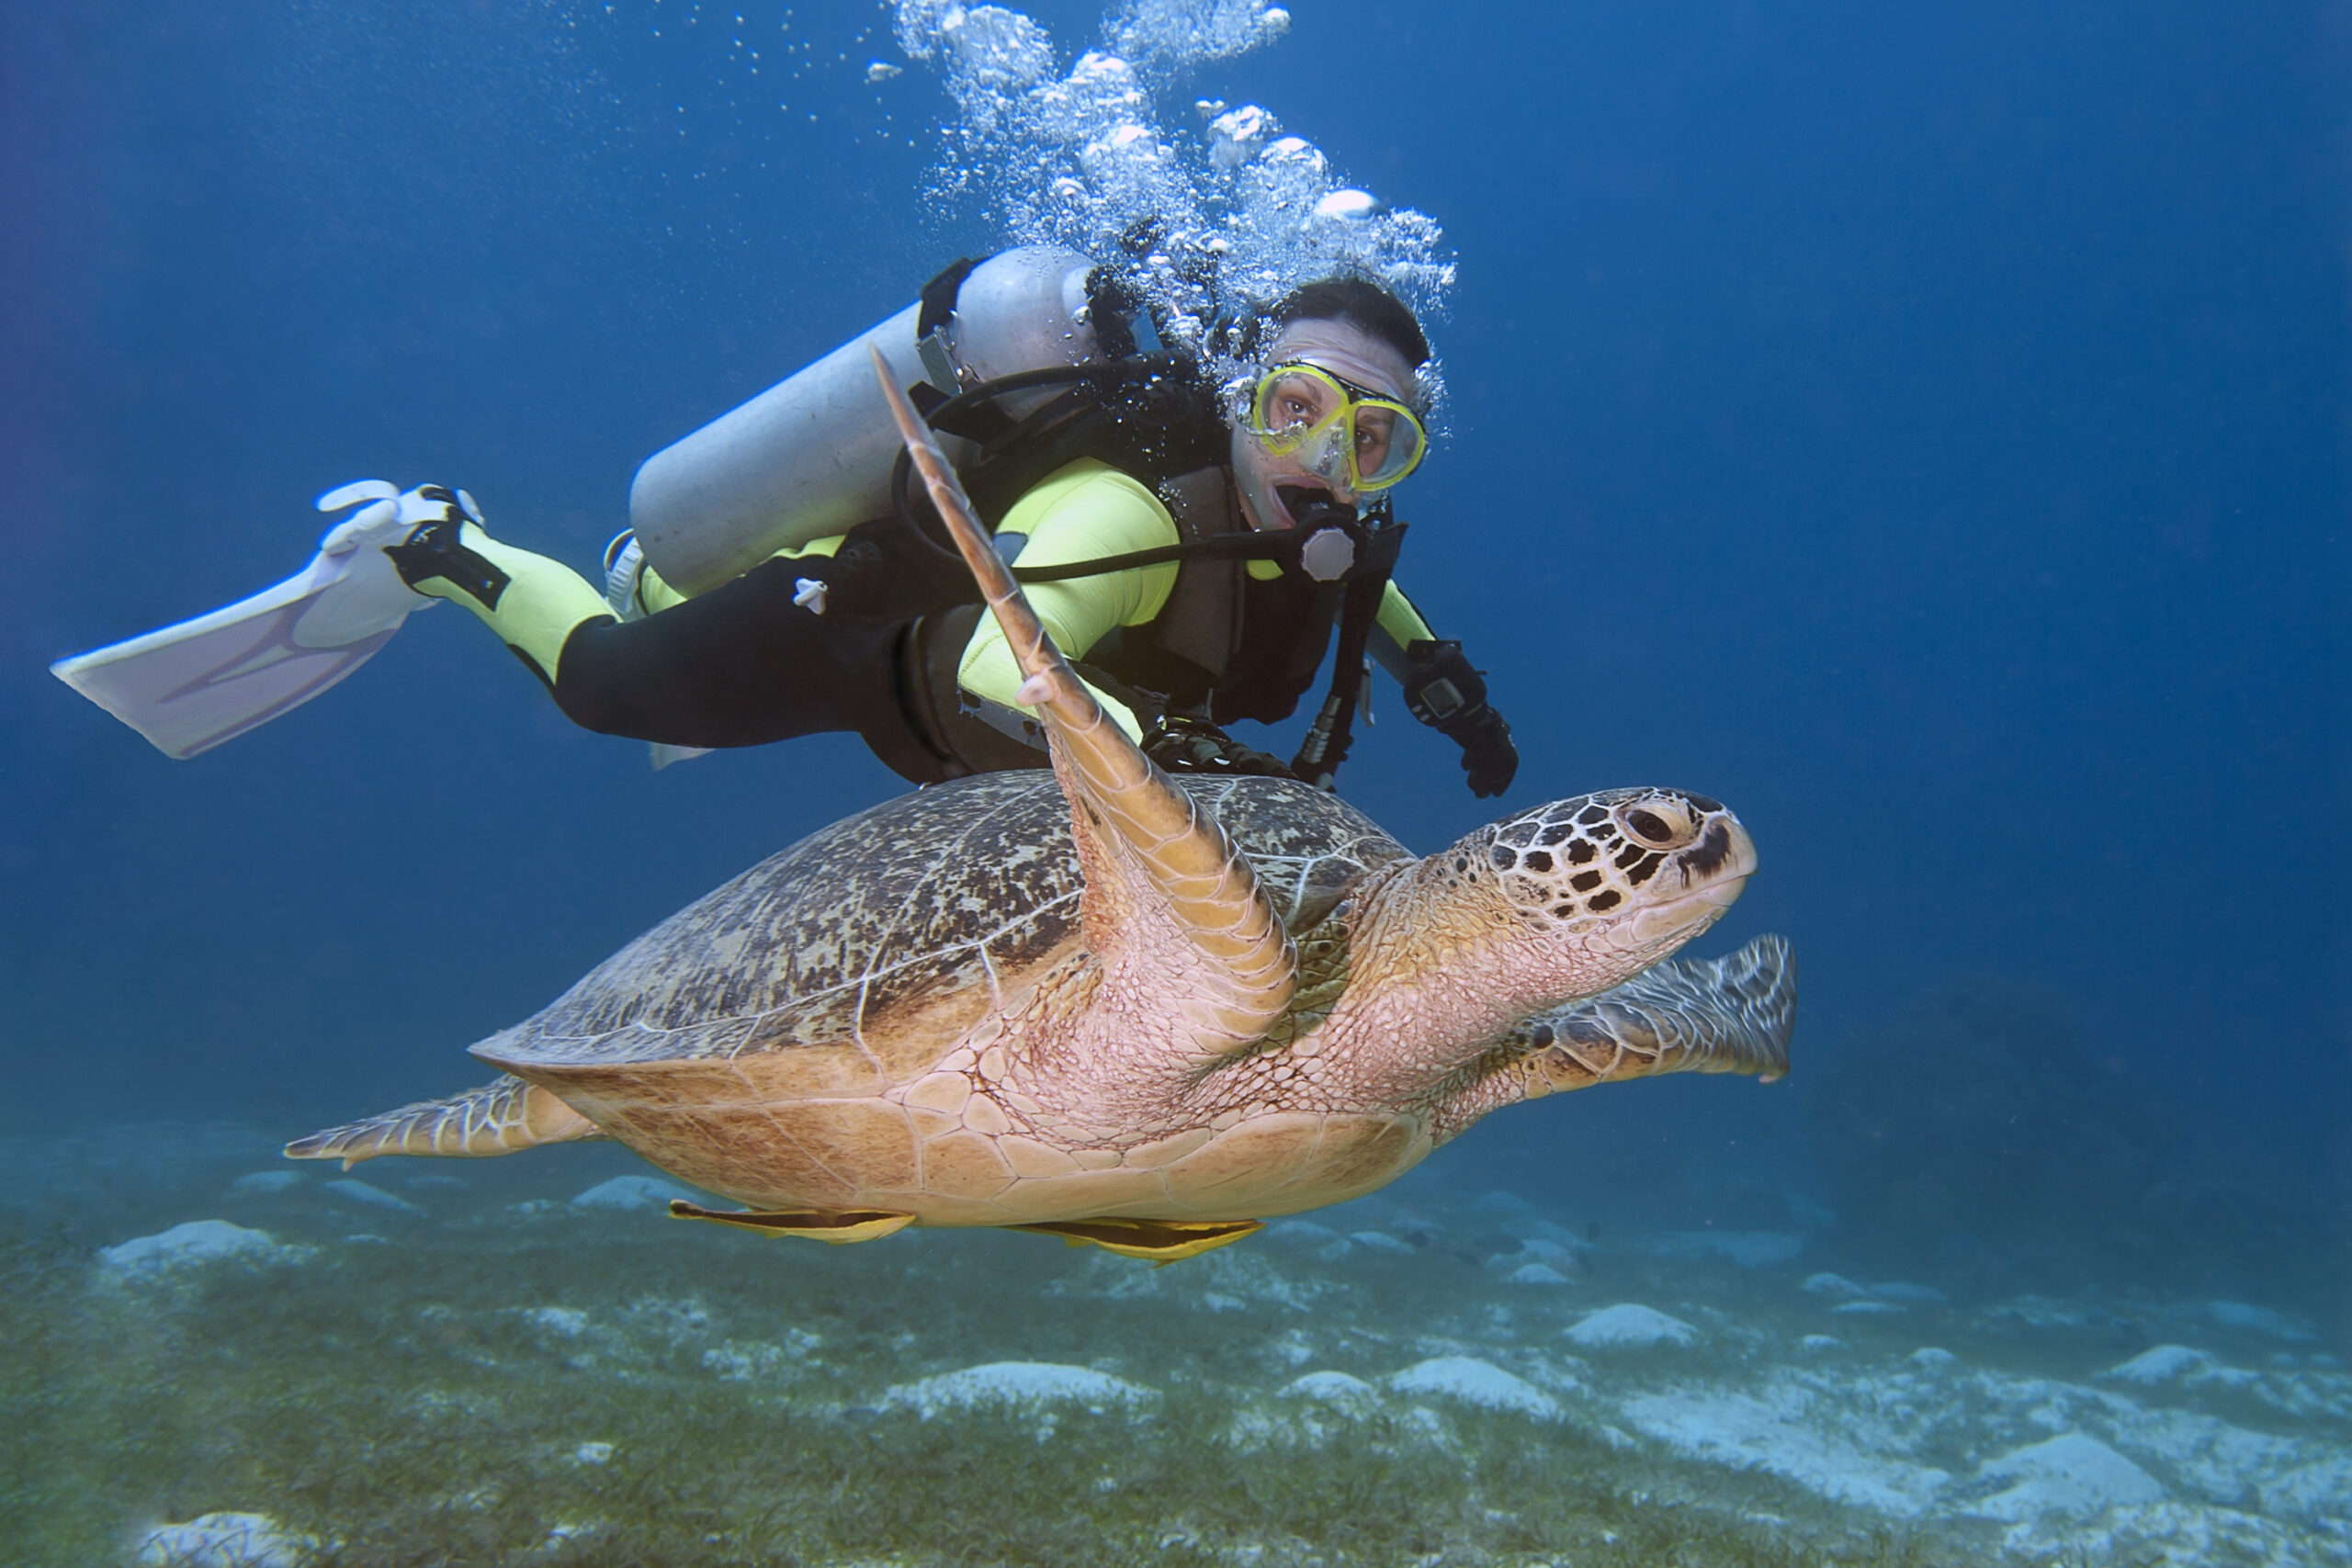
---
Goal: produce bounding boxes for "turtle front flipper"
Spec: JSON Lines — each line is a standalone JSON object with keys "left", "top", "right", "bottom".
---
{"left": 874, "top": 351, "right": 1296, "bottom": 1057}
{"left": 285, "top": 1075, "right": 603, "bottom": 1167}
{"left": 1516, "top": 934, "right": 1797, "bottom": 1094}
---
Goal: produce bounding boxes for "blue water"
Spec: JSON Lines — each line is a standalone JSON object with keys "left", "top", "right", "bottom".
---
{"left": 5, "top": 0, "right": 2343, "bottom": 1312}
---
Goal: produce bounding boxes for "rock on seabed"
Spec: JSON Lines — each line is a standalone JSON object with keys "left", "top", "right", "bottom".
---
{"left": 1568, "top": 1303, "right": 1698, "bottom": 1348}
{"left": 1620, "top": 1385, "right": 1955, "bottom": 1517}
{"left": 100, "top": 1220, "right": 304, "bottom": 1275}
{"left": 1968, "top": 1432, "right": 2165, "bottom": 1521}
{"left": 2105, "top": 1344, "right": 2222, "bottom": 1386}
{"left": 1387, "top": 1357, "right": 1561, "bottom": 1419}
{"left": 322, "top": 1178, "right": 421, "bottom": 1214}
{"left": 571, "top": 1174, "right": 700, "bottom": 1212}
{"left": 882, "top": 1361, "right": 1159, "bottom": 1418}
{"left": 1280, "top": 1370, "right": 1383, "bottom": 1415}
{"left": 133, "top": 1511, "right": 316, "bottom": 1568}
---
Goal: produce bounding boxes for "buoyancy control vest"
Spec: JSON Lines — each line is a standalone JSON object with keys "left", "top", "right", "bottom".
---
{"left": 880, "top": 436, "right": 1406, "bottom": 782}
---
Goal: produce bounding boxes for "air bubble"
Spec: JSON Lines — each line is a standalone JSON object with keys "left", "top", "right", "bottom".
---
{"left": 889, "top": 0, "right": 1456, "bottom": 424}
{"left": 1312, "top": 188, "right": 1382, "bottom": 222}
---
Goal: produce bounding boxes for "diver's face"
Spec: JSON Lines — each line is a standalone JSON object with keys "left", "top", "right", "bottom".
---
{"left": 1230, "top": 318, "right": 1419, "bottom": 531}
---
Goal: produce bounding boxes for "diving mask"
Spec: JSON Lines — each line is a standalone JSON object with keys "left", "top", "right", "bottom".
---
{"left": 1245, "top": 363, "right": 1428, "bottom": 493}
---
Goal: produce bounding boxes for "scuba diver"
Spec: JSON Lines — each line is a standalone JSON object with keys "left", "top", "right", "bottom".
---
{"left": 52, "top": 248, "right": 1517, "bottom": 797}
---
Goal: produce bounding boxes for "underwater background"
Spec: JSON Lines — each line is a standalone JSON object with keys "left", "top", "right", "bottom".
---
{"left": 3, "top": 2, "right": 2346, "bottom": 1563}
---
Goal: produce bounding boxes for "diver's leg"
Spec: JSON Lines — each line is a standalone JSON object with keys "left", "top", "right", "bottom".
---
{"left": 551, "top": 556, "right": 918, "bottom": 754}
{"left": 388, "top": 488, "right": 911, "bottom": 757}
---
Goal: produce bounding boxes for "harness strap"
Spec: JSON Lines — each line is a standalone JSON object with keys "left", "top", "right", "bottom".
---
{"left": 1291, "top": 523, "right": 1408, "bottom": 790}
{"left": 1009, "top": 529, "right": 1313, "bottom": 583}
{"left": 915, "top": 254, "right": 987, "bottom": 394}
{"left": 916, "top": 256, "right": 983, "bottom": 344}
{"left": 888, "top": 357, "right": 1199, "bottom": 579}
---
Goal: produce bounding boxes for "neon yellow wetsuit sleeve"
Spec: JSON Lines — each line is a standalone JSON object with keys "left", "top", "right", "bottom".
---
{"left": 1371, "top": 580, "right": 1438, "bottom": 677}
{"left": 956, "top": 458, "right": 1181, "bottom": 741}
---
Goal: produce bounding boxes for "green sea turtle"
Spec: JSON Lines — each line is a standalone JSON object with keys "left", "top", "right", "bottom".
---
{"left": 288, "top": 359, "right": 1794, "bottom": 1260}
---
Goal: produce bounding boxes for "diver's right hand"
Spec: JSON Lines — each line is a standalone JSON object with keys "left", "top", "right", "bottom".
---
{"left": 1142, "top": 713, "right": 1298, "bottom": 779}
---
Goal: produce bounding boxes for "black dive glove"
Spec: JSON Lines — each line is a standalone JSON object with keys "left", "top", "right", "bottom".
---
{"left": 1143, "top": 713, "right": 1298, "bottom": 780}
{"left": 1402, "top": 639, "right": 1520, "bottom": 799}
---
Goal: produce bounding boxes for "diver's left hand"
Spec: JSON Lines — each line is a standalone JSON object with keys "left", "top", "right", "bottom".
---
{"left": 1401, "top": 638, "right": 1520, "bottom": 797}
{"left": 1445, "top": 705, "right": 1519, "bottom": 799}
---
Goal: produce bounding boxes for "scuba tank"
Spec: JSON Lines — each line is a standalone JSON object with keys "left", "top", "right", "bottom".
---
{"left": 628, "top": 245, "right": 1149, "bottom": 597}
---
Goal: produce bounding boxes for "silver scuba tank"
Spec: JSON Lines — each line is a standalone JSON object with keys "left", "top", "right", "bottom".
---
{"left": 628, "top": 244, "right": 1135, "bottom": 597}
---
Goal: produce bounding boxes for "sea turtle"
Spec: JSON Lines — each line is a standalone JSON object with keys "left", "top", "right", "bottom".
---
{"left": 288, "top": 360, "right": 1795, "bottom": 1260}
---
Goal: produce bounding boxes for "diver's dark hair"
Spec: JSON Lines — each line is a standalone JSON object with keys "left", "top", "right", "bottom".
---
{"left": 1268, "top": 277, "right": 1430, "bottom": 368}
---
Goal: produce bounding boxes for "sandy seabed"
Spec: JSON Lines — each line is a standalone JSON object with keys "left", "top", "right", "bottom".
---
{"left": 5, "top": 1123, "right": 2345, "bottom": 1568}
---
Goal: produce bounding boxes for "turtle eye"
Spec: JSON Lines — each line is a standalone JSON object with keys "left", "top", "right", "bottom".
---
{"left": 1617, "top": 797, "right": 1700, "bottom": 850}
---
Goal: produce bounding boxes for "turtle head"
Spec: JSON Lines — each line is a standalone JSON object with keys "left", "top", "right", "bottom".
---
{"left": 1450, "top": 787, "right": 1757, "bottom": 1004}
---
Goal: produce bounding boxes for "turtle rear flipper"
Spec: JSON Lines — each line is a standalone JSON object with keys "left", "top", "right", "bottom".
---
{"left": 285, "top": 1075, "right": 603, "bottom": 1167}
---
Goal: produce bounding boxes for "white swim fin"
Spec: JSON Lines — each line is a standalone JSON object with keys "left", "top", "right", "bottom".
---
{"left": 50, "top": 480, "right": 438, "bottom": 759}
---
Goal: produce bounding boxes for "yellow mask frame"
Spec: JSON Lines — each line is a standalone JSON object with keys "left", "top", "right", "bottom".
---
{"left": 1246, "top": 363, "right": 1428, "bottom": 492}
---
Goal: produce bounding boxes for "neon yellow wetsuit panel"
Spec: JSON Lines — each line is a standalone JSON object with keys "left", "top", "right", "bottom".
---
{"left": 955, "top": 459, "right": 1437, "bottom": 738}
{"left": 956, "top": 460, "right": 1180, "bottom": 740}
